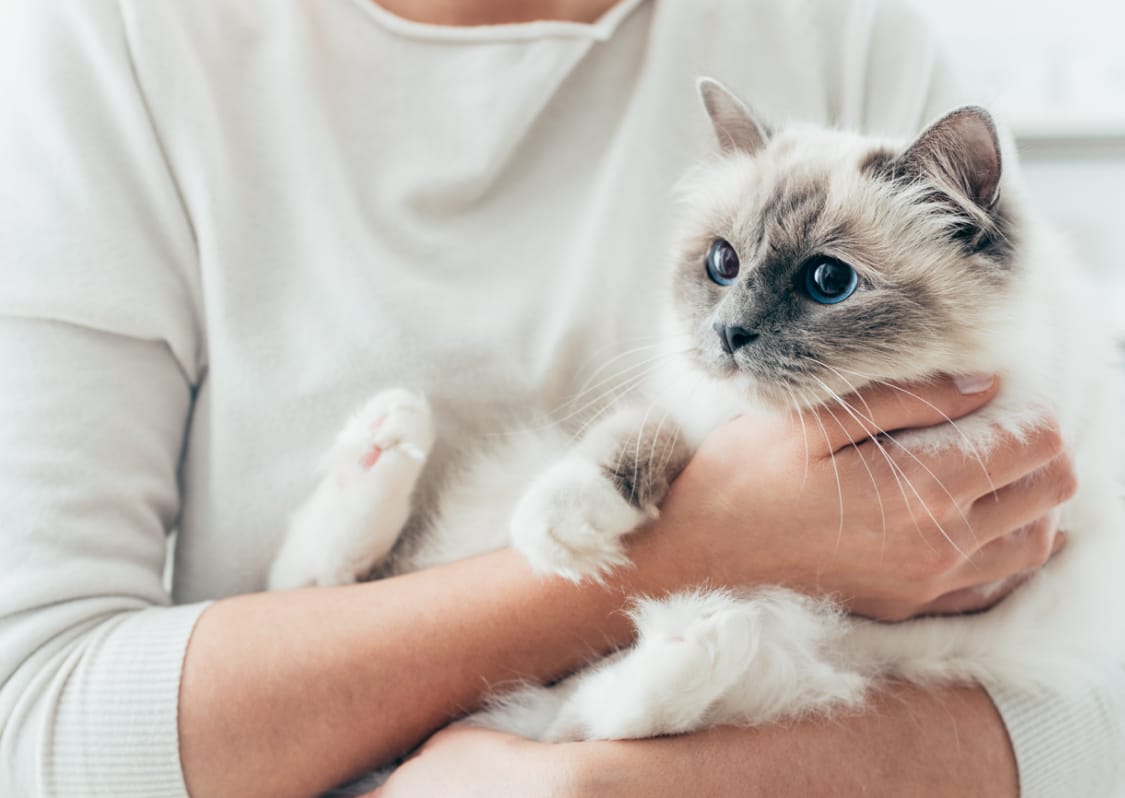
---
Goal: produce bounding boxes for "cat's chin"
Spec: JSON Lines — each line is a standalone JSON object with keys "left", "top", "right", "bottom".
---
{"left": 718, "top": 370, "right": 884, "bottom": 417}
{"left": 703, "top": 368, "right": 804, "bottom": 416}
{"left": 679, "top": 350, "right": 875, "bottom": 416}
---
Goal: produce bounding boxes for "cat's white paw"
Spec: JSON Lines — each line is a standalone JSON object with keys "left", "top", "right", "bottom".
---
{"left": 510, "top": 456, "right": 649, "bottom": 582}
{"left": 542, "top": 590, "right": 867, "bottom": 742}
{"left": 461, "top": 681, "right": 576, "bottom": 741}
{"left": 543, "top": 595, "right": 758, "bottom": 741}
{"left": 329, "top": 388, "right": 434, "bottom": 471}
{"left": 268, "top": 389, "right": 434, "bottom": 590}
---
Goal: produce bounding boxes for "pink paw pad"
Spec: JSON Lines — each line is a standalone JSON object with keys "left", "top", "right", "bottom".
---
{"left": 358, "top": 416, "right": 387, "bottom": 469}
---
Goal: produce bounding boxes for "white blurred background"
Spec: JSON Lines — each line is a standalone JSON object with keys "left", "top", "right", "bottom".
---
{"left": 909, "top": 0, "right": 1125, "bottom": 342}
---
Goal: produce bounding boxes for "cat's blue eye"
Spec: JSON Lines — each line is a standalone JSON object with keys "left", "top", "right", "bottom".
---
{"left": 706, "top": 239, "right": 740, "bottom": 286}
{"left": 803, "top": 258, "right": 857, "bottom": 304}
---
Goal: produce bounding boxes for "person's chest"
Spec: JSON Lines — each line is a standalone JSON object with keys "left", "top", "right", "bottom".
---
{"left": 131, "top": 0, "right": 838, "bottom": 601}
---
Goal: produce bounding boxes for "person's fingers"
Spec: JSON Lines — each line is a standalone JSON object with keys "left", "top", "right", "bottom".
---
{"left": 948, "top": 512, "right": 1066, "bottom": 591}
{"left": 839, "top": 420, "right": 1067, "bottom": 538}
{"left": 952, "top": 423, "right": 1069, "bottom": 502}
{"left": 805, "top": 375, "right": 999, "bottom": 454}
{"left": 924, "top": 526, "right": 1067, "bottom": 615}
{"left": 962, "top": 453, "right": 1076, "bottom": 546}
{"left": 919, "top": 574, "right": 1030, "bottom": 616}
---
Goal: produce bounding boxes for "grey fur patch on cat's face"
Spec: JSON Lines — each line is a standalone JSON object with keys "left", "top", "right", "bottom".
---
{"left": 674, "top": 86, "right": 1019, "bottom": 410}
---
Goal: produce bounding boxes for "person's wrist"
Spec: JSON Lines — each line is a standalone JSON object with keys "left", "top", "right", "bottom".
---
{"left": 556, "top": 740, "right": 640, "bottom": 798}
{"left": 617, "top": 508, "right": 720, "bottom": 597}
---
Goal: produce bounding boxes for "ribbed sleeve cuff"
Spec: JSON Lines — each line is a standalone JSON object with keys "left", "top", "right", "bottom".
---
{"left": 985, "top": 676, "right": 1125, "bottom": 798}
{"left": 42, "top": 602, "right": 211, "bottom": 797}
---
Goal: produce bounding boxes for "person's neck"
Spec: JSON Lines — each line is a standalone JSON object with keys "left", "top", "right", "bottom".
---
{"left": 371, "top": 0, "right": 620, "bottom": 26}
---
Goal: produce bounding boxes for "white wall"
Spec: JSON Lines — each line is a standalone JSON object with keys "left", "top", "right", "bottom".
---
{"left": 909, "top": 0, "right": 1125, "bottom": 341}
{"left": 910, "top": 0, "right": 1125, "bottom": 135}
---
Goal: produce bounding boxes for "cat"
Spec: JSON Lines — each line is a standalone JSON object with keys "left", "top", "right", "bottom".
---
{"left": 271, "top": 77, "right": 1125, "bottom": 752}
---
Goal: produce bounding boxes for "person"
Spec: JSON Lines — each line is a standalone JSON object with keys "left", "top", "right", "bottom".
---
{"left": 0, "top": 1, "right": 1121, "bottom": 796}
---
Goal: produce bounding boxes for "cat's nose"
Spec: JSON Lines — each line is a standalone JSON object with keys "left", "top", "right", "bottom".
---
{"left": 714, "top": 323, "right": 760, "bottom": 354}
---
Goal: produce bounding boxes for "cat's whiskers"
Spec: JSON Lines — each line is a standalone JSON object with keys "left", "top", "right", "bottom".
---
{"left": 564, "top": 371, "right": 656, "bottom": 445}
{"left": 806, "top": 360, "right": 984, "bottom": 540}
{"left": 561, "top": 348, "right": 682, "bottom": 416}
{"left": 656, "top": 422, "right": 682, "bottom": 486}
{"left": 654, "top": 373, "right": 710, "bottom": 483}
{"left": 632, "top": 401, "right": 660, "bottom": 507}
{"left": 803, "top": 362, "right": 940, "bottom": 544}
{"left": 798, "top": 381, "right": 923, "bottom": 557}
{"left": 479, "top": 370, "right": 648, "bottom": 441}
{"left": 802, "top": 396, "right": 846, "bottom": 548}
{"left": 820, "top": 387, "right": 923, "bottom": 559}
{"left": 806, "top": 372, "right": 969, "bottom": 559}
{"left": 645, "top": 406, "right": 673, "bottom": 508}
{"left": 782, "top": 384, "right": 812, "bottom": 490}
{"left": 571, "top": 340, "right": 670, "bottom": 402}
{"left": 797, "top": 371, "right": 895, "bottom": 536}
{"left": 805, "top": 387, "right": 890, "bottom": 553}
{"left": 563, "top": 348, "right": 692, "bottom": 443}
{"left": 826, "top": 363, "right": 998, "bottom": 500}
{"left": 482, "top": 348, "right": 688, "bottom": 441}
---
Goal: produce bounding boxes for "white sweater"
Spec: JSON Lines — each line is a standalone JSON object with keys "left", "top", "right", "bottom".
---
{"left": 0, "top": 1, "right": 1121, "bottom": 795}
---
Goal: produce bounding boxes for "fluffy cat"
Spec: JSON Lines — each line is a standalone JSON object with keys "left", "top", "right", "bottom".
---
{"left": 271, "top": 78, "right": 1125, "bottom": 753}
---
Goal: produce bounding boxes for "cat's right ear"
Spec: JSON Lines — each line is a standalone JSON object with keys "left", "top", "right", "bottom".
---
{"left": 896, "top": 106, "right": 1003, "bottom": 209}
{"left": 698, "top": 77, "right": 769, "bottom": 156}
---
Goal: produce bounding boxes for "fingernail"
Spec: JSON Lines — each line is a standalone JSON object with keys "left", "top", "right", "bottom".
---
{"left": 1052, "top": 528, "right": 1068, "bottom": 556}
{"left": 954, "top": 373, "right": 995, "bottom": 395}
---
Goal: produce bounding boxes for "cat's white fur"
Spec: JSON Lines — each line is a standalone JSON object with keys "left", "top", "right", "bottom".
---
{"left": 272, "top": 99, "right": 1125, "bottom": 758}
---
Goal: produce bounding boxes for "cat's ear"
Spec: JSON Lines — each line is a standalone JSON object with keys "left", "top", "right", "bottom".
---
{"left": 897, "top": 106, "right": 1002, "bottom": 208}
{"left": 698, "top": 77, "right": 769, "bottom": 156}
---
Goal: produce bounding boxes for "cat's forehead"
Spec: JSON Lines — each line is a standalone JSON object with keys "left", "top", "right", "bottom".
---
{"left": 687, "top": 129, "right": 889, "bottom": 227}
{"left": 747, "top": 128, "right": 890, "bottom": 211}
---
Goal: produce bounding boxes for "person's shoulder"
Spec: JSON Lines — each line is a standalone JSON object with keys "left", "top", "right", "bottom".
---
{"left": 678, "top": 0, "right": 927, "bottom": 45}
{"left": 0, "top": 1, "right": 134, "bottom": 113}
{"left": 658, "top": 0, "right": 957, "bottom": 135}
{"left": 648, "top": 0, "right": 944, "bottom": 128}
{"left": 0, "top": 0, "right": 122, "bottom": 54}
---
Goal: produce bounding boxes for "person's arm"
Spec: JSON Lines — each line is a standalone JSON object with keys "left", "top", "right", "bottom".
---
{"left": 377, "top": 668, "right": 1125, "bottom": 798}
{"left": 373, "top": 683, "right": 1019, "bottom": 798}
{"left": 574, "top": 684, "right": 1017, "bottom": 797}
{"left": 0, "top": 4, "right": 207, "bottom": 797}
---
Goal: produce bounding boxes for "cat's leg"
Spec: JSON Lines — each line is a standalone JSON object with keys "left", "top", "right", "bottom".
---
{"left": 268, "top": 389, "right": 434, "bottom": 590}
{"left": 461, "top": 675, "right": 588, "bottom": 741}
{"left": 540, "top": 589, "right": 868, "bottom": 741}
{"left": 510, "top": 405, "right": 690, "bottom": 581}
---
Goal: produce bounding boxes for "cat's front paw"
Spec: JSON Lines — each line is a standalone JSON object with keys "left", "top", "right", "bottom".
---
{"left": 543, "top": 595, "right": 759, "bottom": 741}
{"left": 510, "top": 457, "right": 650, "bottom": 582}
{"left": 269, "top": 388, "right": 435, "bottom": 591}
{"left": 330, "top": 388, "right": 434, "bottom": 470}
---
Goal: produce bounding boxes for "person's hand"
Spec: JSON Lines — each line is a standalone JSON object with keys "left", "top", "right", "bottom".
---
{"left": 648, "top": 375, "right": 1075, "bottom": 621}
{"left": 368, "top": 726, "right": 578, "bottom": 798}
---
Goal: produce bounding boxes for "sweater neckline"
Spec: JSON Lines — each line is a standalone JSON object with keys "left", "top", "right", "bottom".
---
{"left": 346, "top": 0, "right": 646, "bottom": 43}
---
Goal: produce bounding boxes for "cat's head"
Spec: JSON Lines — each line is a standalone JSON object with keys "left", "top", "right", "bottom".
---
{"left": 671, "top": 78, "right": 1020, "bottom": 410}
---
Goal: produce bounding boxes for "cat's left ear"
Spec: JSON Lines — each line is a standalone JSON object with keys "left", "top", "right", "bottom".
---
{"left": 897, "top": 106, "right": 1003, "bottom": 208}
{"left": 698, "top": 77, "right": 770, "bottom": 156}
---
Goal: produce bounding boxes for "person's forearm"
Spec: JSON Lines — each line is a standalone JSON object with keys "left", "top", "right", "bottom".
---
{"left": 572, "top": 683, "right": 1019, "bottom": 797}
{"left": 178, "top": 535, "right": 689, "bottom": 798}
